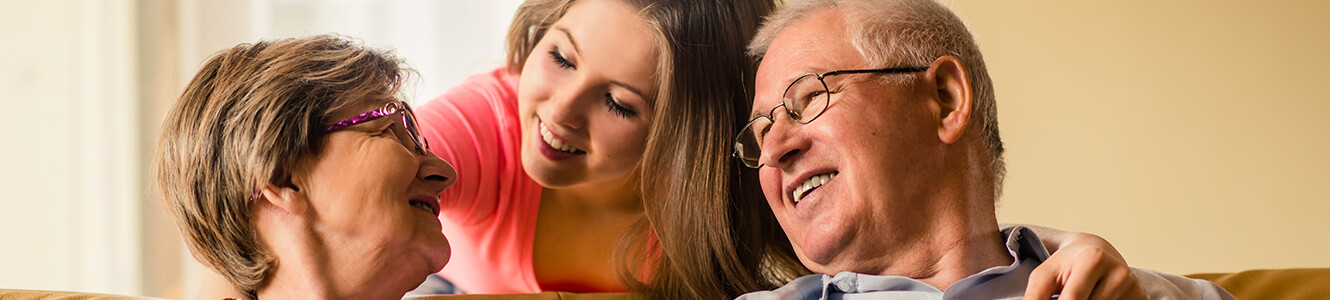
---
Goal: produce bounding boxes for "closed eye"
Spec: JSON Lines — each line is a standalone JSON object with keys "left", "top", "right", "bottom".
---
{"left": 603, "top": 93, "right": 637, "bottom": 118}
{"left": 548, "top": 48, "right": 576, "bottom": 70}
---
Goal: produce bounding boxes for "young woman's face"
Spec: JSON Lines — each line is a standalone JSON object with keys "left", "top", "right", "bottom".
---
{"left": 517, "top": 0, "right": 659, "bottom": 188}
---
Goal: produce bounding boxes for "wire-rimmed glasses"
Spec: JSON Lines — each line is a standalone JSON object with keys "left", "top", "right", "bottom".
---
{"left": 733, "top": 67, "right": 928, "bottom": 168}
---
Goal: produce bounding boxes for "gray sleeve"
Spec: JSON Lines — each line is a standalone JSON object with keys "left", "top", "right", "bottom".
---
{"left": 1131, "top": 268, "right": 1237, "bottom": 300}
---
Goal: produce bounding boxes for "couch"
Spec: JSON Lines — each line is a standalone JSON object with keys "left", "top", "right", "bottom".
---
{"left": 4, "top": 269, "right": 1327, "bottom": 299}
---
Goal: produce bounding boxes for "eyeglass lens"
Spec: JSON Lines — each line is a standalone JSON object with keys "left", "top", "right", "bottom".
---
{"left": 734, "top": 74, "right": 832, "bottom": 167}
{"left": 782, "top": 74, "right": 831, "bottom": 123}
{"left": 735, "top": 117, "right": 769, "bottom": 167}
{"left": 398, "top": 104, "right": 429, "bottom": 155}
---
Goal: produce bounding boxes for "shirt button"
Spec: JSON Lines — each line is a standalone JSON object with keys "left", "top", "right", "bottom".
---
{"left": 835, "top": 281, "right": 855, "bottom": 292}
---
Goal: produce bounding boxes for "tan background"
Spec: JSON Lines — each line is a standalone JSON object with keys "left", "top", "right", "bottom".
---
{"left": 948, "top": 0, "right": 1330, "bottom": 274}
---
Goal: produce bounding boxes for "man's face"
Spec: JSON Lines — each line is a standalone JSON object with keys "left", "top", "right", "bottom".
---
{"left": 751, "top": 9, "right": 945, "bottom": 274}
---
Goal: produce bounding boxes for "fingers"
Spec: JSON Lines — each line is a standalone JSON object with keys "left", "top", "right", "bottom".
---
{"left": 1087, "top": 266, "right": 1131, "bottom": 300}
{"left": 1023, "top": 263, "right": 1063, "bottom": 300}
{"left": 1058, "top": 248, "right": 1108, "bottom": 300}
{"left": 1123, "top": 278, "right": 1149, "bottom": 300}
{"left": 1091, "top": 268, "right": 1148, "bottom": 300}
{"left": 1025, "top": 233, "right": 1145, "bottom": 300}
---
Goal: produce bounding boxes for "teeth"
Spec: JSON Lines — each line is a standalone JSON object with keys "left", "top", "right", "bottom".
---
{"left": 540, "top": 123, "right": 582, "bottom": 153}
{"left": 410, "top": 200, "right": 437, "bottom": 215}
{"left": 792, "top": 172, "right": 837, "bottom": 203}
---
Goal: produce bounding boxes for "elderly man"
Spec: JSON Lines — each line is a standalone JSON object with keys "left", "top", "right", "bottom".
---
{"left": 734, "top": 0, "right": 1235, "bottom": 299}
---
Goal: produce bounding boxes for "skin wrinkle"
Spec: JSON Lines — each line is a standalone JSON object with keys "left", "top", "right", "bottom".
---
{"left": 159, "top": 35, "right": 457, "bottom": 299}
{"left": 749, "top": 3, "right": 1017, "bottom": 290}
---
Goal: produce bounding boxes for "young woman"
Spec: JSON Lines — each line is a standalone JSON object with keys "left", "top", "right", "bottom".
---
{"left": 419, "top": 0, "right": 789, "bottom": 297}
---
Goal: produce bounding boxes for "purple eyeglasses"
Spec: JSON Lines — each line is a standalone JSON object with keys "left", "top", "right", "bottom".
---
{"left": 325, "top": 100, "right": 430, "bottom": 155}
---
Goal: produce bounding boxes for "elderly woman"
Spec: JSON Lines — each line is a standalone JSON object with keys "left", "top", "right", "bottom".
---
{"left": 154, "top": 34, "right": 456, "bottom": 299}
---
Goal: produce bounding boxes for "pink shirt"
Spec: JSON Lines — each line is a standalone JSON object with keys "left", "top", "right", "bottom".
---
{"left": 416, "top": 68, "right": 544, "bottom": 293}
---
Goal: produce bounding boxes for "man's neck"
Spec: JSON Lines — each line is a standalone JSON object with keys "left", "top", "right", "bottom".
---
{"left": 897, "top": 145, "right": 1009, "bottom": 290}
{"left": 833, "top": 162, "right": 1012, "bottom": 290}
{"left": 877, "top": 222, "right": 1013, "bottom": 290}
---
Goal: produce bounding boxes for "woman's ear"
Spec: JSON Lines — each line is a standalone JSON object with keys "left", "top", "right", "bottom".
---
{"left": 926, "top": 56, "right": 973, "bottom": 145}
{"left": 257, "top": 176, "right": 308, "bottom": 216}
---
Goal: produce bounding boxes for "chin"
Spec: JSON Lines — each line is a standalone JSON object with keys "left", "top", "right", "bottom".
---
{"left": 519, "top": 155, "right": 583, "bottom": 188}
{"left": 423, "top": 235, "right": 452, "bottom": 273}
{"left": 796, "top": 227, "right": 855, "bottom": 271}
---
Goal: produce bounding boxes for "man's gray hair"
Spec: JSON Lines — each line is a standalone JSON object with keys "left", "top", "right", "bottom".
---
{"left": 748, "top": 0, "right": 1006, "bottom": 196}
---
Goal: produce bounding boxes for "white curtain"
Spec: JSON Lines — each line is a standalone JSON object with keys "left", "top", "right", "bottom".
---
{"left": 0, "top": 1, "right": 522, "bottom": 298}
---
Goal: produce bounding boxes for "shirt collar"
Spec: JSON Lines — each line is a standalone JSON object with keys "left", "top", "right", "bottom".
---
{"left": 815, "top": 226, "right": 1052, "bottom": 298}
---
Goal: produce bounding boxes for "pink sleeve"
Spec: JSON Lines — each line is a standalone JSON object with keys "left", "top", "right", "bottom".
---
{"left": 416, "top": 68, "right": 525, "bottom": 225}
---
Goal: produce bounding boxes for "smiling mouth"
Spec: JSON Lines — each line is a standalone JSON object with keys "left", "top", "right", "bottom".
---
{"left": 409, "top": 198, "right": 440, "bottom": 216}
{"left": 793, "top": 172, "right": 838, "bottom": 204}
{"left": 539, "top": 122, "right": 585, "bottom": 154}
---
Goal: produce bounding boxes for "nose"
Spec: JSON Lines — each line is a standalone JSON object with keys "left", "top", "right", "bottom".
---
{"left": 541, "top": 79, "right": 594, "bottom": 130}
{"left": 758, "top": 112, "right": 808, "bottom": 169}
{"left": 418, "top": 152, "right": 457, "bottom": 195}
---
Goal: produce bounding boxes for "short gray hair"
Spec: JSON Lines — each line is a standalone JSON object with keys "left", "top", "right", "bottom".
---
{"left": 749, "top": 0, "right": 1006, "bottom": 196}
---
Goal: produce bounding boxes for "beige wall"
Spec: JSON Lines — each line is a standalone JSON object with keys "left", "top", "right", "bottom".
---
{"left": 947, "top": 0, "right": 1330, "bottom": 274}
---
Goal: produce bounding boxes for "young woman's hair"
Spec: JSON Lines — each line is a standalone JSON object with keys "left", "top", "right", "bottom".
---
{"left": 154, "top": 34, "right": 409, "bottom": 299}
{"left": 506, "top": 0, "right": 808, "bottom": 298}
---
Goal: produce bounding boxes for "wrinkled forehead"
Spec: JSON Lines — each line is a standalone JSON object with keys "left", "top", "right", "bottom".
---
{"left": 751, "top": 12, "right": 861, "bottom": 117}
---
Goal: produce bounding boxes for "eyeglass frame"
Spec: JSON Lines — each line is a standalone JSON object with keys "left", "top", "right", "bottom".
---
{"left": 733, "top": 66, "right": 929, "bottom": 168}
{"left": 325, "top": 100, "right": 431, "bottom": 156}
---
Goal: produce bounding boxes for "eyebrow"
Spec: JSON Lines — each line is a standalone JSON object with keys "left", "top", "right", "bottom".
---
{"left": 611, "top": 80, "right": 650, "bottom": 103}
{"left": 749, "top": 73, "right": 810, "bottom": 118}
{"left": 554, "top": 25, "right": 652, "bottom": 104}
{"left": 554, "top": 26, "right": 582, "bottom": 56}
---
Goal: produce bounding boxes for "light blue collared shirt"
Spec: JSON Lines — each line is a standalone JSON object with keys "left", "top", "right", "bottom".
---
{"left": 738, "top": 226, "right": 1235, "bottom": 300}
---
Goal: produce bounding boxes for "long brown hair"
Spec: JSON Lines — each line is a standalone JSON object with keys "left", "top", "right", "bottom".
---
{"left": 506, "top": 0, "right": 807, "bottom": 298}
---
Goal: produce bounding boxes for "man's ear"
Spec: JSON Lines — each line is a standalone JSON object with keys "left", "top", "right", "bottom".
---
{"left": 257, "top": 175, "right": 308, "bottom": 216}
{"left": 926, "top": 56, "right": 973, "bottom": 144}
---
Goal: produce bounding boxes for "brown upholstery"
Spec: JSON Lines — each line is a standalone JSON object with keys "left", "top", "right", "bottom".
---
{"left": 0, "top": 289, "right": 148, "bottom": 300}
{"left": 6, "top": 269, "right": 1329, "bottom": 299}
{"left": 1186, "top": 268, "right": 1330, "bottom": 300}
{"left": 409, "top": 292, "right": 638, "bottom": 300}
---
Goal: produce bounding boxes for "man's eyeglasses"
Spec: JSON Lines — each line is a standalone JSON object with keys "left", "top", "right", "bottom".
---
{"left": 733, "top": 67, "right": 928, "bottom": 168}
{"left": 325, "top": 100, "right": 430, "bottom": 155}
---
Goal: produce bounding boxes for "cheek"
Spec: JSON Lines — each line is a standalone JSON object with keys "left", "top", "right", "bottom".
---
{"left": 516, "top": 75, "right": 541, "bottom": 116}
{"left": 517, "top": 56, "right": 554, "bottom": 113}
{"left": 759, "top": 169, "right": 785, "bottom": 208}
{"left": 595, "top": 119, "right": 649, "bottom": 161}
{"left": 336, "top": 147, "right": 414, "bottom": 209}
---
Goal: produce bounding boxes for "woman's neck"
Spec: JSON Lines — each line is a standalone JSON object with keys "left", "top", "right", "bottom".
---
{"left": 545, "top": 173, "right": 645, "bottom": 214}
{"left": 255, "top": 220, "right": 336, "bottom": 299}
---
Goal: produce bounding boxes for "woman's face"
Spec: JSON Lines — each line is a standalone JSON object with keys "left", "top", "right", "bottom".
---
{"left": 297, "top": 100, "right": 457, "bottom": 293}
{"left": 517, "top": 0, "right": 659, "bottom": 188}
